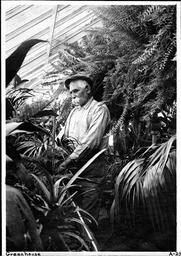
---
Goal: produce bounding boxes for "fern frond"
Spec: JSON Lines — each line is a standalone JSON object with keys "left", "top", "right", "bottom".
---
{"left": 141, "top": 5, "right": 165, "bottom": 21}
{"left": 133, "top": 43, "right": 157, "bottom": 64}
{"left": 159, "top": 45, "right": 176, "bottom": 71}
{"left": 111, "top": 98, "right": 129, "bottom": 134}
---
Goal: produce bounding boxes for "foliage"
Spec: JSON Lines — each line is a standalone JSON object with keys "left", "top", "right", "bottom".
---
{"left": 111, "top": 136, "right": 176, "bottom": 239}
{"left": 6, "top": 121, "right": 103, "bottom": 251}
{"left": 6, "top": 185, "right": 43, "bottom": 251}
{"left": 92, "top": 5, "right": 176, "bottom": 149}
{"left": 6, "top": 39, "right": 47, "bottom": 87}
{"left": 17, "top": 99, "right": 50, "bottom": 121}
{"left": 6, "top": 86, "right": 35, "bottom": 119}
{"left": 6, "top": 122, "right": 51, "bottom": 251}
{"left": 15, "top": 149, "right": 106, "bottom": 251}
{"left": 46, "top": 5, "right": 176, "bottom": 158}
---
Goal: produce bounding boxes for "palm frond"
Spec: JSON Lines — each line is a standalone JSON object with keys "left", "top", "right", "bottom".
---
{"left": 112, "top": 136, "right": 176, "bottom": 232}
{"left": 140, "top": 135, "right": 176, "bottom": 176}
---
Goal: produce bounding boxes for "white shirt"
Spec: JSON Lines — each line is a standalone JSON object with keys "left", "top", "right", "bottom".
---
{"left": 60, "top": 97, "right": 110, "bottom": 161}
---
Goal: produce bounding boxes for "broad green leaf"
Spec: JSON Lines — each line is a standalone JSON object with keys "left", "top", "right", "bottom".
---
{"left": 6, "top": 122, "right": 23, "bottom": 135}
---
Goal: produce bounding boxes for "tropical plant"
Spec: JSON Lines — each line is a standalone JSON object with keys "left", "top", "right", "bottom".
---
{"left": 6, "top": 184, "right": 43, "bottom": 251}
{"left": 6, "top": 121, "right": 51, "bottom": 184}
{"left": 6, "top": 39, "right": 48, "bottom": 120}
{"left": 110, "top": 135, "right": 176, "bottom": 250}
{"left": 6, "top": 39, "right": 47, "bottom": 87}
{"left": 6, "top": 121, "right": 51, "bottom": 251}
{"left": 6, "top": 87, "right": 35, "bottom": 120}
{"left": 6, "top": 121, "right": 106, "bottom": 251}
{"left": 17, "top": 149, "right": 106, "bottom": 251}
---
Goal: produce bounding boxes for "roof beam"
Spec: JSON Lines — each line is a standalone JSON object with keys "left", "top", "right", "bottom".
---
{"left": 47, "top": 5, "right": 58, "bottom": 62}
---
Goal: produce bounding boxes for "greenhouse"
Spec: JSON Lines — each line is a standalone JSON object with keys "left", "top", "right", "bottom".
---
{"left": 3, "top": 2, "right": 178, "bottom": 254}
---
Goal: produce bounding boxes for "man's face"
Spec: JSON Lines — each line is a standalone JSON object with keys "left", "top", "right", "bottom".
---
{"left": 69, "top": 80, "right": 91, "bottom": 107}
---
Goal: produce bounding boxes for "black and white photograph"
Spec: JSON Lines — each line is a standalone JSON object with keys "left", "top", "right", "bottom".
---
{"left": 2, "top": 1, "right": 181, "bottom": 255}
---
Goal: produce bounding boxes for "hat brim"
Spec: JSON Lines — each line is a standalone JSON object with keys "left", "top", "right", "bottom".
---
{"left": 65, "top": 75, "right": 93, "bottom": 89}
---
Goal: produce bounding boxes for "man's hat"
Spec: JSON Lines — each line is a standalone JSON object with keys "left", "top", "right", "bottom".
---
{"left": 65, "top": 74, "right": 93, "bottom": 89}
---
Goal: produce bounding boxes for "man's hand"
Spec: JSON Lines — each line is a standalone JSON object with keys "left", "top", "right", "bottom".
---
{"left": 57, "top": 157, "right": 72, "bottom": 174}
{"left": 57, "top": 162, "right": 67, "bottom": 173}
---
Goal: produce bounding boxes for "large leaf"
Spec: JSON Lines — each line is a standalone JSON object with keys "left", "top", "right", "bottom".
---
{"left": 6, "top": 121, "right": 51, "bottom": 136}
{"left": 142, "top": 146, "right": 176, "bottom": 231}
{"left": 112, "top": 136, "right": 176, "bottom": 232}
{"left": 6, "top": 39, "right": 47, "bottom": 86}
{"left": 114, "top": 159, "right": 144, "bottom": 221}
{"left": 6, "top": 122, "right": 24, "bottom": 135}
{"left": 140, "top": 135, "right": 176, "bottom": 176}
{"left": 17, "top": 139, "right": 44, "bottom": 157}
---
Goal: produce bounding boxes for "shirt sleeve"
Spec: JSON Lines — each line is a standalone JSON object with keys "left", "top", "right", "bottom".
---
{"left": 69, "top": 104, "right": 110, "bottom": 161}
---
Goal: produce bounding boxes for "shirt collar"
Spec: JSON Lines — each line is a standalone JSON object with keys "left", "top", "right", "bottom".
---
{"left": 79, "top": 97, "right": 93, "bottom": 110}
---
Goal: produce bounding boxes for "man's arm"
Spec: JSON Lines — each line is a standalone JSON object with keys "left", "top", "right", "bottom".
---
{"left": 69, "top": 104, "right": 110, "bottom": 161}
{"left": 57, "top": 104, "right": 110, "bottom": 173}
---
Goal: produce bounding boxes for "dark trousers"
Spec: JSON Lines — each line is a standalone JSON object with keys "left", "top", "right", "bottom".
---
{"left": 74, "top": 177, "right": 105, "bottom": 221}
{"left": 69, "top": 153, "right": 106, "bottom": 225}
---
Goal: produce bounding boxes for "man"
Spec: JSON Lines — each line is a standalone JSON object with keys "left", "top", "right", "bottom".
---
{"left": 57, "top": 74, "right": 110, "bottom": 220}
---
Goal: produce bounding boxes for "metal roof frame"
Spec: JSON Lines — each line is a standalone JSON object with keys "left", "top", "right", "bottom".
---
{"left": 5, "top": 4, "right": 102, "bottom": 91}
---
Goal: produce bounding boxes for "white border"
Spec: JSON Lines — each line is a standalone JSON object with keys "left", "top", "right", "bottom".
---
{"left": 176, "top": 0, "right": 181, "bottom": 252}
{"left": 1, "top": 1, "right": 6, "bottom": 255}
{"left": 2, "top": 1, "right": 181, "bottom": 255}
{"left": 2, "top": 1, "right": 181, "bottom": 6}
